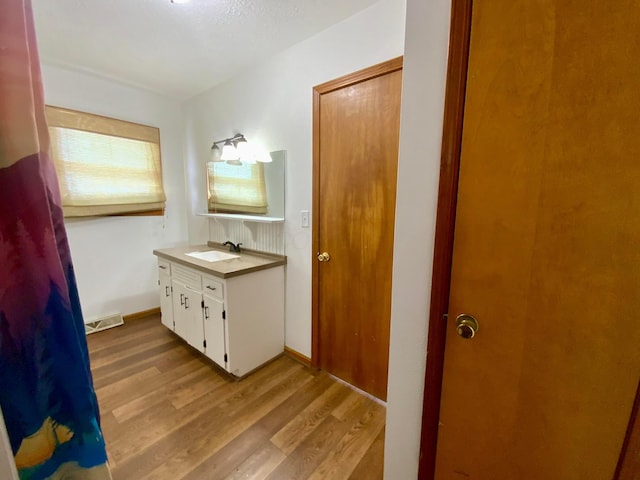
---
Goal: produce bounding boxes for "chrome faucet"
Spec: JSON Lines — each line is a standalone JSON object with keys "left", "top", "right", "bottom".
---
{"left": 223, "top": 241, "right": 242, "bottom": 253}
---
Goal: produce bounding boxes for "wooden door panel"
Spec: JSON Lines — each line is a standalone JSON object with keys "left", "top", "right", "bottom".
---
{"left": 435, "top": 1, "right": 640, "bottom": 478}
{"left": 315, "top": 62, "right": 402, "bottom": 401}
{"left": 436, "top": 1, "right": 554, "bottom": 475}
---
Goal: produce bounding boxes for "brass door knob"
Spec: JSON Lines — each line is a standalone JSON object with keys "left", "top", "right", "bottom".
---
{"left": 455, "top": 314, "right": 479, "bottom": 339}
{"left": 317, "top": 252, "right": 331, "bottom": 262}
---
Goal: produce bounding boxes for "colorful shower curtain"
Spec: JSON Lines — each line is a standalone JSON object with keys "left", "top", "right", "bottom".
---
{"left": 0, "top": 1, "right": 111, "bottom": 479}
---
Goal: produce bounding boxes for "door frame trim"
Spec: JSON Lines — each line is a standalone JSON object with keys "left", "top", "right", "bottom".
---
{"left": 310, "top": 57, "right": 403, "bottom": 368}
{"left": 417, "top": 0, "right": 473, "bottom": 477}
{"left": 615, "top": 379, "right": 640, "bottom": 478}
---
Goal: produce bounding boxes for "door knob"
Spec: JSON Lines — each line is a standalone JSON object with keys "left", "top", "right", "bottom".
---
{"left": 317, "top": 252, "right": 331, "bottom": 262}
{"left": 455, "top": 314, "right": 479, "bottom": 339}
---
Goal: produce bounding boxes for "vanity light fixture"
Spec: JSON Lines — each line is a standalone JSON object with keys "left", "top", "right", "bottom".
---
{"left": 210, "top": 133, "right": 272, "bottom": 164}
{"left": 221, "top": 139, "right": 239, "bottom": 161}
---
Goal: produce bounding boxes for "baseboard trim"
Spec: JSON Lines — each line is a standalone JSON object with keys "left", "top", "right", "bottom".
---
{"left": 284, "top": 346, "right": 311, "bottom": 367}
{"left": 123, "top": 307, "right": 161, "bottom": 322}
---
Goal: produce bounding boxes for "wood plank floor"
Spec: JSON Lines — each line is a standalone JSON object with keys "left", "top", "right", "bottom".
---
{"left": 87, "top": 314, "right": 385, "bottom": 479}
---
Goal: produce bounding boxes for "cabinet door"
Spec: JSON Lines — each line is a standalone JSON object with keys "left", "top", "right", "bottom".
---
{"left": 172, "top": 281, "right": 205, "bottom": 352}
{"left": 171, "top": 281, "right": 188, "bottom": 340}
{"left": 159, "top": 271, "right": 173, "bottom": 330}
{"left": 202, "top": 294, "right": 226, "bottom": 369}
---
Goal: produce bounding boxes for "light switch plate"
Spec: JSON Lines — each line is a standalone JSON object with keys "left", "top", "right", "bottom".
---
{"left": 300, "top": 210, "right": 309, "bottom": 228}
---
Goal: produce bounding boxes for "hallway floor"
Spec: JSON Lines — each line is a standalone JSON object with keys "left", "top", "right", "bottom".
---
{"left": 87, "top": 314, "right": 385, "bottom": 479}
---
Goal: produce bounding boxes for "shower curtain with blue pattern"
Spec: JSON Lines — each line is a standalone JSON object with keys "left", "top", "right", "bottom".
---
{"left": 0, "top": 1, "right": 111, "bottom": 478}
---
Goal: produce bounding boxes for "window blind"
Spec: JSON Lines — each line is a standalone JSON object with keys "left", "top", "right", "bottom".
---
{"left": 207, "top": 161, "right": 268, "bottom": 214}
{"left": 46, "top": 106, "right": 166, "bottom": 217}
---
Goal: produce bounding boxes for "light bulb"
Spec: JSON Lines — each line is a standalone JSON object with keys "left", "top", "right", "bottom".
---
{"left": 210, "top": 144, "right": 223, "bottom": 162}
{"left": 220, "top": 141, "right": 239, "bottom": 161}
{"left": 236, "top": 139, "right": 257, "bottom": 164}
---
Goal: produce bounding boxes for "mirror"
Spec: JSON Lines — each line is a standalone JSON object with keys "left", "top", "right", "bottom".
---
{"left": 263, "top": 150, "right": 285, "bottom": 218}
{"left": 206, "top": 150, "right": 285, "bottom": 219}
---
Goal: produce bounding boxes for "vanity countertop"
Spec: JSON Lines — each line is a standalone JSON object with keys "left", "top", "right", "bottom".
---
{"left": 153, "top": 243, "right": 286, "bottom": 279}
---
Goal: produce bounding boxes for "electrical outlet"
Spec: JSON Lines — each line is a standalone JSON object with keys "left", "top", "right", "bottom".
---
{"left": 300, "top": 210, "right": 310, "bottom": 228}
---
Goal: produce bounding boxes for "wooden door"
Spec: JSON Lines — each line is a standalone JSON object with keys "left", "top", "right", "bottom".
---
{"left": 312, "top": 58, "right": 402, "bottom": 401}
{"left": 433, "top": 1, "right": 640, "bottom": 478}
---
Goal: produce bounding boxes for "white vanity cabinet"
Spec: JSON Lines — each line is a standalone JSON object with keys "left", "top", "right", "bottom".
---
{"left": 157, "top": 259, "right": 174, "bottom": 330}
{"left": 221, "top": 267, "right": 284, "bottom": 377}
{"left": 171, "top": 264, "right": 205, "bottom": 353}
{"left": 202, "top": 276, "right": 226, "bottom": 369}
{"left": 155, "top": 255, "right": 285, "bottom": 378}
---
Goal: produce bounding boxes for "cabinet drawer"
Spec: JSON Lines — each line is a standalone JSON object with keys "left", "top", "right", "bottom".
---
{"left": 202, "top": 276, "right": 224, "bottom": 300}
{"left": 157, "top": 258, "right": 171, "bottom": 275}
{"left": 172, "top": 264, "right": 202, "bottom": 291}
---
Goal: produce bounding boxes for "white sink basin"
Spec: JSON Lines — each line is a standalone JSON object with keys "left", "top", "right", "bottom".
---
{"left": 185, "top": 250, "right": 239, "bottom": 262}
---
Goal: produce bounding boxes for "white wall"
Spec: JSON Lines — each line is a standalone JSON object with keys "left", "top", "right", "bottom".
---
{"left": 384, "top": 0, "right": 452, "bottom": 477}
{"left": 41, "top": 65, "right": 188, "bottom": 320}
{"left": 184, "top": 0, "right": 407, "bottom": 357}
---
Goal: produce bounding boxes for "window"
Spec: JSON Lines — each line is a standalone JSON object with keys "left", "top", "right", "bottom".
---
{"left": 207, "top": 161, "right": 268, "bottom": 214}
{"left": 46, "top": 106, "right": 166, "bottom": 217}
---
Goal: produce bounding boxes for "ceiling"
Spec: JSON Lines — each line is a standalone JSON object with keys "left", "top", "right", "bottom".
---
{"left": 32, "top": 0, "right": 381, "bottom": 99}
